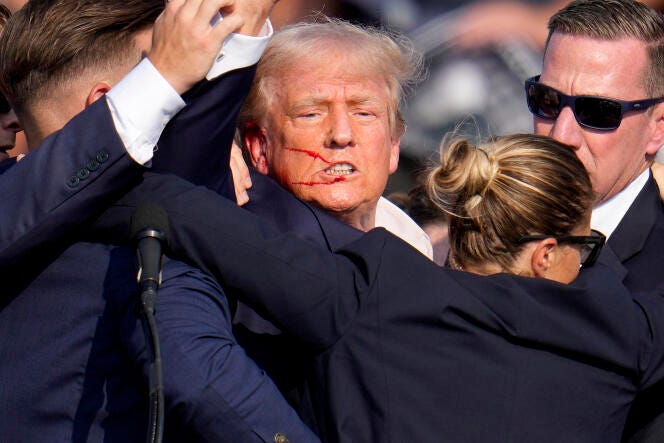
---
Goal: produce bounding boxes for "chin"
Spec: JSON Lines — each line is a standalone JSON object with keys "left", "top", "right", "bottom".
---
{"left": 317, "top": 197, "right": 360, "bottom": 214}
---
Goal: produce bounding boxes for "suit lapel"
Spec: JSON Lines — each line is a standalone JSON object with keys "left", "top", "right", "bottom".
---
{"left": 596, "top": 243, "right": 629, "bottom": 283}
{"left": 608, "top": 176, "right": 661, "bottom": 263}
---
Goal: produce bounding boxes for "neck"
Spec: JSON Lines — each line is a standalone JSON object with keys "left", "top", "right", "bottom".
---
{"left": 462, "top": 262, "right": 502, "bottom": 276}
{"left": 597, "top": 162, "right": 651, "bottom": 205}
{"left": 461, "top": 254, "right": 530, "bottom": 277}
{"left": 331, "top": 206, "right": 377, "bottom": 232}
{"left": 17, "top": 110, "right": 50, "bottom": 150}
{"left": 21, "top": 95, "right": 84, "bottom": 149}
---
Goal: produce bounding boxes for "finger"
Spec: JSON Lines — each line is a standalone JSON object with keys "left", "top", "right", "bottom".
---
{"left": 162, "top": 0, "right": 189, "bottom": 18}
{"left": 210, "top": 12, "right": 243, "bottom": 39}
{"left": 164, "top": 0, "right": 186, "bottom": 10}
{"left": 174, "top": 0, "right": 205, "bottom": 25}
{"left": 243, "top": 173, "right": 253, "bottom": 189}
{"left": 197, "top": 0, "right": 235, "bottom": 25}
{"left": 235, "top": 189, "right": 250, "bottom": 206}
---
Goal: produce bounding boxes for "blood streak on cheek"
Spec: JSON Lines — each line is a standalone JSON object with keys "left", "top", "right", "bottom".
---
{"left": 293, "top": 176, "right": 346, "bottom": 186}
{"left": 284, "top": 147, "right": 346, "bottom": 185}
{"left": 284, "top": 147, "right": 332, "bottom": 164}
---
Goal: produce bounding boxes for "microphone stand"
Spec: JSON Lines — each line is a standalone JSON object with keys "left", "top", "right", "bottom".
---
{"left": 132, "top": 203, "right": 170, "bottom": 443}
{"left": 139, "top": 269, "right": 165, "bottom": 443}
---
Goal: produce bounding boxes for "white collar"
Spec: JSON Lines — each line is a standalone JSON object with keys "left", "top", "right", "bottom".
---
{"left": 375, "top": 197, "right": 434, "bottom": 260}
{"left": 591, "top": 169, "right": 650, "bottom": 239}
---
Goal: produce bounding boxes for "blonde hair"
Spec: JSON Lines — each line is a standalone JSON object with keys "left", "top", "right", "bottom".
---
{"left": 427, "top": 134, "right": 595, "bottom": 272}
{"left": 238, "top": 17, "right": 423, "bottom": 141}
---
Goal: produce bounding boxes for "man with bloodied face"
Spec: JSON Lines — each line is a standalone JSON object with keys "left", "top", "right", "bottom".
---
{"left": 238, "top": 19, "right": 433, "bottom": 258}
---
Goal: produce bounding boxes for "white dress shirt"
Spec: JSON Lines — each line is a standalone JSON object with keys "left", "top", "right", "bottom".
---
{"left": 376, "top": 196, "right": 434, "bottom": 260}
{"left": 105, "top": 23, "right": 273, "bottom": 165}
{"left": 591, "top": 168, "right": 650, "bottom": 239}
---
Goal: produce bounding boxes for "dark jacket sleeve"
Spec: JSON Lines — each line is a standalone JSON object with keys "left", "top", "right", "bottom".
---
{"left": 0, "top": 66, "right": 256, "bottom": 276}
{"left": 121, "top": 258, "right": 320, "bottom": 442}
{"left": 0, "top": 98, "right": 144, "bottom": 273}
{"left": 151, "top": 65, "right": 257, "bottom": 198}
{"left": 95, "top": 173, "right": 376, "bottom": 350}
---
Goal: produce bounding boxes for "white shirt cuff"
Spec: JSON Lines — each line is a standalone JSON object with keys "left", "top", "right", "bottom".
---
{"left": 106, "top": 58, "right": 185, "bottom": 165}
{"left": 206, "top": 20, "right": 273, "bottom": 80}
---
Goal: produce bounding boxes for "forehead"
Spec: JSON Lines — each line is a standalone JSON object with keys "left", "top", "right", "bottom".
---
{"left": 542, "top": 33, "right": 649, "bottom": 98}
{"left": 274, "top": 56, "right": 390, "bottom": 104}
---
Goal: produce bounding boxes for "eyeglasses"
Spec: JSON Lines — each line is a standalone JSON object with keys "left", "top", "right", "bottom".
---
{"left": 525, "top": 75, "right": 664, "bottom": 131}
{"left": 517, "top": 229, "right": 606, "bottom": 268}
{"left": 0, "top": 93, "right": 10, "bottom": 114}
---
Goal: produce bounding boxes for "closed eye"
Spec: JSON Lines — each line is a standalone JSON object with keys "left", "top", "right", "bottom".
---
{"left": 297, "top": 111, "right": 322, "bottom": 120}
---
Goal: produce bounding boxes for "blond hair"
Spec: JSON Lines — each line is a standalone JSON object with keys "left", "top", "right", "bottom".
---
{"left": 427, "top": 134, "right": 595, "bottom": 272}
{"left": 238, "top": 17, "right": 423, "bottom": 141}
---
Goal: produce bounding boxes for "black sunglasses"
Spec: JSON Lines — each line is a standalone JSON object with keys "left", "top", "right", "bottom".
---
{"left": 517, "top": 229, "right": 606, "bottom": 268}
{"left": 0, "top": 93, "right": 10, "bottom": 114}
{"left": 525, "top": 75, "right": 664, "bottom": 131}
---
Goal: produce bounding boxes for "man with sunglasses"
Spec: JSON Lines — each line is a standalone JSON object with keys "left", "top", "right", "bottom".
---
{"left": 526, "top": 0, "right": 664, "bottom": 292}
{"left": 525, "top": 0, "right": 664, "bottom": 440}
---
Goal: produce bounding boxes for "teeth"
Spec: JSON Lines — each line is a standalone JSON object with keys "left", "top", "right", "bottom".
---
{"left": 325, "top": 164, "right": 354, "bottom": 175}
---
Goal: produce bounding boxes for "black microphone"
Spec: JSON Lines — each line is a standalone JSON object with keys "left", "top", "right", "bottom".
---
{"left": 130, "top": 203, "right": 170, "bottom": 443}
{"left": 130, "top": 203, "right": 170, "bottom": 307}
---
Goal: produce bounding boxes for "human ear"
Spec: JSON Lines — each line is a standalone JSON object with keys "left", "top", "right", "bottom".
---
{"left": 85, "top": 82, "right": 112, "bottom": 107}
{"left": 388, "top": 137, "right": 400, "bottom": 174}
{"left": 244, "top": 121, "right": 270, "bottom": 175}
{"left": 645, "top": 103, "right": 664, "bottom": 156}
{"left": 531, "top": 238, "right": 557, "bottom": 278}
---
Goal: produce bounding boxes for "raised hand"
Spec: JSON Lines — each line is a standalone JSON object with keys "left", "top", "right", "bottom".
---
{"left": 148, "top": 0, "right": 244, "bottom": 94}
{"left": 234, "top": 0, "right": 280, "bottom": 35}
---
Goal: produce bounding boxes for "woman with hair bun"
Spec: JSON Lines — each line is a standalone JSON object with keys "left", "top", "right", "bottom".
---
{"left": 427, "top": 133, "right": 604, "bottom": 282}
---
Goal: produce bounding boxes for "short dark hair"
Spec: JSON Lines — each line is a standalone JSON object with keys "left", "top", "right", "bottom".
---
{"left": 0, "top": 0, "right": 163, "bottom": 112}
{"left": 546, "top": 0, "right": 664, "bottom": 97}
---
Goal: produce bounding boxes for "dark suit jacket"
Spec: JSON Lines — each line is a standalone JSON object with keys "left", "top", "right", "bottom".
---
{"left": 232, "top": 170, "right": 362, "bottom": 398}
{"left": 0, "top": 67, "right": 321, "bottom": 442}
{"left": 604, "top": 175, "right": 664, "bottom": 293}
{"left": 88, "top": 168, "right": 363, "bottom": 405}
{"left": 598, "top": 175, "right": 664, "bottom": 443}
{"left": 0, "top": 241, "right": 318, "bottom": 442}
{"left": 0, "top": 98, "right": 145, "bottom": 276}
{"left": 0, "top": 64, "right": 257, "bottom": 272}
{"left": 152, "top": 65, "right": 256, "bottom": 197}
{"left": 93, "top": 174, "right": 664, "bottom": 443}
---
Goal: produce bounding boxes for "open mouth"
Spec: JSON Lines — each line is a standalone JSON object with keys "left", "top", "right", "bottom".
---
{"left": 292, "top": 162, "right": 356, "bottom": 186}
{"left": 324, "top": 163, "right": 355, "bottom": 176}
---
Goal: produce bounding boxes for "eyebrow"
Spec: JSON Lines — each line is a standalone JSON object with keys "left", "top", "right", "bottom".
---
{"left": 290, "top": 94, "right": 384, "bottom": 110}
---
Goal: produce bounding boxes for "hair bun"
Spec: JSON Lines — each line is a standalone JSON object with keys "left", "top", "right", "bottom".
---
{"left": 427, "top": 138, "right": 499, "bottom": 220}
